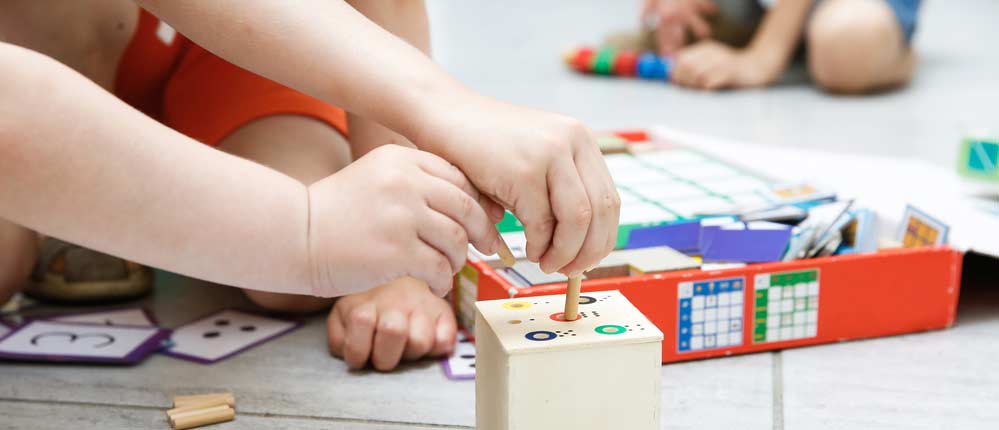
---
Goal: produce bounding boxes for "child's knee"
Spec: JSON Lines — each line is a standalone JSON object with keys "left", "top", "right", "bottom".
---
{"left": 806, "top": 0, "right": 905, "bottom": 93}
{"left": 242, "top": 289, "right": 333, "bottom": 314}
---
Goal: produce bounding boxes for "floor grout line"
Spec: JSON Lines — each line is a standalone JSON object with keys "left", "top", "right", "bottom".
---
{"left": 773, "top": 351, "right": 784, "bottom": 430}
{"left": 0, "top": 397, "right": 473, "bottom": 429}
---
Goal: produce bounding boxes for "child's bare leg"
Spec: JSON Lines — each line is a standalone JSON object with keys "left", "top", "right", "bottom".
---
{"left": 806, "top": 0, "right": 916, "bottom": 94}
{"left": 0, "top": 219, "right": 37, "bottom": 305}
{"left": 216, "top": 115, "right": 351, "bottom": 314}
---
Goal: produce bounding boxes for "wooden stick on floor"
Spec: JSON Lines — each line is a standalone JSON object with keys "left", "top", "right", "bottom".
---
{"left": 563, "top": 275, "right": 582, "bottom": 321}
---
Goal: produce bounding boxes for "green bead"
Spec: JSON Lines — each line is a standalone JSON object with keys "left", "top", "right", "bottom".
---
{"left": 593, "top": 48, "right": 616, "bottom": 75}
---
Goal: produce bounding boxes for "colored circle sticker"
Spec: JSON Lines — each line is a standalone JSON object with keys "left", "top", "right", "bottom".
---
{"left": 503, "top": 301, "right": 532, "bottom": 310}
{"left": 549, "top": 312, "right": 581, "bottom": 322}
{"left": 578, "top": 295, "right": 597, "bottom": 305}
{"left": 594, "top": 325, "right": 627, "bottom": 335}
{"left": 525, "top": 330, "right": 557, "bottom": 341}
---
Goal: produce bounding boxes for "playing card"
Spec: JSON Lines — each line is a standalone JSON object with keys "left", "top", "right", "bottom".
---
{"left": 442, "top": 330, "right": 476, "bottom": 380}
{"left": 0, "top": 320, "right": 169, "bottom": 364}
{"left": 49, "top": 308, "right": 158, "bottom": 327}
{"left": 163, "top": 309, "right": 300, "bottom": 364}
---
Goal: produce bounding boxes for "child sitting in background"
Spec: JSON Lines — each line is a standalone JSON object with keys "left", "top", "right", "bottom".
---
{"left": 628, "top": 0, "right": 920, "bottom": 92}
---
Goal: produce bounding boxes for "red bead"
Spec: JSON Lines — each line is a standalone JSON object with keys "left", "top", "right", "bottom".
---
{"left": 572, "top": 46, "right": 595, "bottom": 72}
{"left": 613, "top": 51, "right": 639, "bottom": 76}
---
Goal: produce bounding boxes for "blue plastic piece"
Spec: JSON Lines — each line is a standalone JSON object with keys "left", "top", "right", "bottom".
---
{"left": 636, "top": 52, "right": 670, "bottom": 80}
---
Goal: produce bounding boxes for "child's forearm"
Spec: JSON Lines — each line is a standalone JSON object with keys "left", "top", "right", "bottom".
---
{"left": 344, "top": 0, "right": 430, "bottom": 158}
{"left": 134, "top": 0, "right": 465, "bottom": 149}
{"left": 0, "top": 43, "right": 311, "bottom": 295}
{"left": 746, "top": 0, "right": 813, "bottom": 74}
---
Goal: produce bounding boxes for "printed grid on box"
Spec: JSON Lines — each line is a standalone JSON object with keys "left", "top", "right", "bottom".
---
{"left": 677, "top": 277, "right": 745, "bottom": 353}
{"left": 752, "top": 269, "right": 819, "bottom": 343}
{"left": 903, "top": 217, "right": 940, "bottom": 247}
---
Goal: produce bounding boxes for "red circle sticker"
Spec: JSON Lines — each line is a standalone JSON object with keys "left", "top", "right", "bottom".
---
{"left": 549, "top": 312, "right": 581, "bottom": 322}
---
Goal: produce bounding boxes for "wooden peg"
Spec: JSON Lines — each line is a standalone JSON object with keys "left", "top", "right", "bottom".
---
{"left": 496, "top": 235, "right": 517, "bottom": 267}
{"left": 563, "top": 275, "right": 582, "bottom": 321}
{"left": 170, "top": 405, "right": 235, "bottom": 430}
{"left": 172, "top": 392, "right": 234, "bottom": 408}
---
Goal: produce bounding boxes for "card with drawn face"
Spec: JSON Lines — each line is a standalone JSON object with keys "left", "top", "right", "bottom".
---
{"left": 442, "top": 330, "right": 476, "bottom": 380}
{"left": 163, "top": 309, "right": 300, "bottom": 364}
{"left": 48, "top": 308, "right": 158, "bottom": 327}
{"left": 0, "top": 320, "right": 170, "bottom": 364}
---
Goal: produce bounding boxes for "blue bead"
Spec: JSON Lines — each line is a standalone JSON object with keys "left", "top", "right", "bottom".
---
{"left": 636, "top": 52, "right": 668, "bottom": 80}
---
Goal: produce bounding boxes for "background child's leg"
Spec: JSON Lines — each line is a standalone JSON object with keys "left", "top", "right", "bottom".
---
{"left": 806, "top": 0, "right": 916, "bottom": 93}
{"left": 0, "top": 219, "right": 37, "bottom": 305}
{"left": 216, "top": 115, "right": 351, "bottom": 314}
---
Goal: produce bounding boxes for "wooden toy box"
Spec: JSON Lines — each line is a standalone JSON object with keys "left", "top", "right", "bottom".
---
{"left": 454, "top": 246, "right": 962, "bottom": 363}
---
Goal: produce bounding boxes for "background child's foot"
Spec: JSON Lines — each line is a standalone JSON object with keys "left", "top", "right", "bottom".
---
{"left": 25, "top": 237, "right": 153, "bottom": 303}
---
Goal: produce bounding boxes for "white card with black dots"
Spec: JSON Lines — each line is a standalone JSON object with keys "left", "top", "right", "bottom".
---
{"left": 164, "top": 309, "right": 299, "bottom": 364}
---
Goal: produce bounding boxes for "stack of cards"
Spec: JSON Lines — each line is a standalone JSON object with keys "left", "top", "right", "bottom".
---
{"left": 0, "top": 307, "right": 301, "bottom": 365}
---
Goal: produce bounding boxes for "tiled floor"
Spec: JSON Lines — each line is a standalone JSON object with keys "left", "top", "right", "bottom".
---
{"left": 3, "top": 1, "right": 998, "bottom": 429}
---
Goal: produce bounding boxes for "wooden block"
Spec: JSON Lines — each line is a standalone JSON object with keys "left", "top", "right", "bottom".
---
{"left": 475, "top": 290, "right": 663, "bottom": 430}
{"left": 170, "top": 405, "right": 235, "bottom": 430}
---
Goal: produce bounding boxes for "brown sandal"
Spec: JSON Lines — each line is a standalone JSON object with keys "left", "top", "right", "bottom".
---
{"left": 25, "top": 238, "right": 153, "bottom": 303}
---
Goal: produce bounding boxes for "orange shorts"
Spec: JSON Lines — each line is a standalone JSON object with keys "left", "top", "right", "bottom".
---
{"left": 114, "top": 9, "right": 348, "bottom": 146}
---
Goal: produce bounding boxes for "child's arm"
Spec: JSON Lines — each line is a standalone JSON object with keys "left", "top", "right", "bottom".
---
{"left": 0, "top": 43, "right": 495, "bottom": 297}
{"left": 134, "top": 0, "right": 620, "bottom": 276}
{"left": 672, "top": 0, "right": 812, "bottom": 90}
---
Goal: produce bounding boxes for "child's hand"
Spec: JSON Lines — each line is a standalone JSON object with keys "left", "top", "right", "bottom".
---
{"left": 306, "top": 145, "right": 503, "bottom": 298}
{"left": 327, "top": 277, "right": 456, "bottom": 371}
{"left": 642, "top": 0, "right": 718, "bottom": 55}
{"left": 419, "top": 97, "right": 620, "bottom": 277}
{"left": 672, "top": 40, "right": 781, "bottom": 90}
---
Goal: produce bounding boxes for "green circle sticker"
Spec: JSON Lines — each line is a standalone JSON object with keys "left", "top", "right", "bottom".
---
{"left": 595, "top": 325, "right": 626, "bottom": 335}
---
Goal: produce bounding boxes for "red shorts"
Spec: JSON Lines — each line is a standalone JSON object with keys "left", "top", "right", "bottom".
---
{"left": 114, "top": 9, "right": 348, "bottom": 146}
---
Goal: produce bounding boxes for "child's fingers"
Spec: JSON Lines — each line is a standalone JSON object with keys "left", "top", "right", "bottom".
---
{"left": 411, "top": 241, "right": 456, "bottom": 297}
{"left": 418, "top": 211, "right": 470, "bottom": 276}
{"left": 415, "top": 150, "right": 499, "bottom": 231}
{"left": 561, "top": 148, "right": 620, "bottom": 275}
{"left": 342, "top": 302, "right": 377, "bottom": 370}
{"left": 402, "top": 312, "right": 434, "bottom": 361}
{"left": 430, "top": 312, "right": 458, "bottom": 357}
{"left": 424, "top": 176, "right": 500, "bottom": 256}
{"left": 539, "top": 155, "right": 590, "bottom": 274}
{"left": 696, "top": 0, "right": 719, "bottom": 15}
{"left": 684, "top": 10, "right": 713, "bottom": 39}
{"left": 514, "top": 174, "right": 555, "bottom": 264}
{"left": 326, "top": 304, "right": 347, "bottom": 358}
{"left": 371, "top": 310, "right": 409, "bottom": 371}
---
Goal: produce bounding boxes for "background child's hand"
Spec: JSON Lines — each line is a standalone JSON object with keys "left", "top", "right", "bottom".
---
{"left": 672, "top": 40, "right": 781, "bottom": 90}
{"left": 642, "top": 0, "right": 718, "bottom": 55}
{"left": 327, "top": 277, "right": 457, "bottom": 371}
{"left": 419, "top": 97, "right": 621, "bottom": 277}
{"left": 307, "top": 145, "right": 503, "bottom": 298}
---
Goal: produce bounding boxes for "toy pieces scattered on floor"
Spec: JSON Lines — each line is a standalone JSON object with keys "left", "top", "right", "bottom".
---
{"left": 442, "top": 330, "right": 476, "bottom": 380}
{"left": 702, "top": 221, "right": 792, "bottom": 263}
{"left": 166, "top": 392, "right": 236, "bottom": 430}
{"left": 48, "top": 307, "right": 158, "bottom": 327}
{"left": 958, "top": 136, "right": 999, "bottom": 182}
{"left": 563, "top": 46, "right": 672, "bottom": 81}
{"left": 0, "top": 319, "right": 169, "bottom": 364}
{"left": 898, "top": 205, "right": 949, "bottom": 248}
{"left": 163, "top": 309, "right": 300, "bottom": 364}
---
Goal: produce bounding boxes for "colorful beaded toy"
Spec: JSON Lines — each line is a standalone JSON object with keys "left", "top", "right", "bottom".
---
{"left": 563, "top": 46, "right": 672, "bottom": 81}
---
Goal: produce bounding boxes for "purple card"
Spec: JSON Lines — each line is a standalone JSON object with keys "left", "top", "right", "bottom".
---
{"left": 0, "top": 320, "right": 169, "bottom": 364}
{"left": 442, "top": 330, "right": 476, "bottom": 380}
{"left": 162, "top": 309, "right": 301, "bottom": 364}
{"left": 625, "top": 221, "right": 702, "bottom": 253}
{"left": 703, "top": 223, "right": 792, "bottom": 263}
